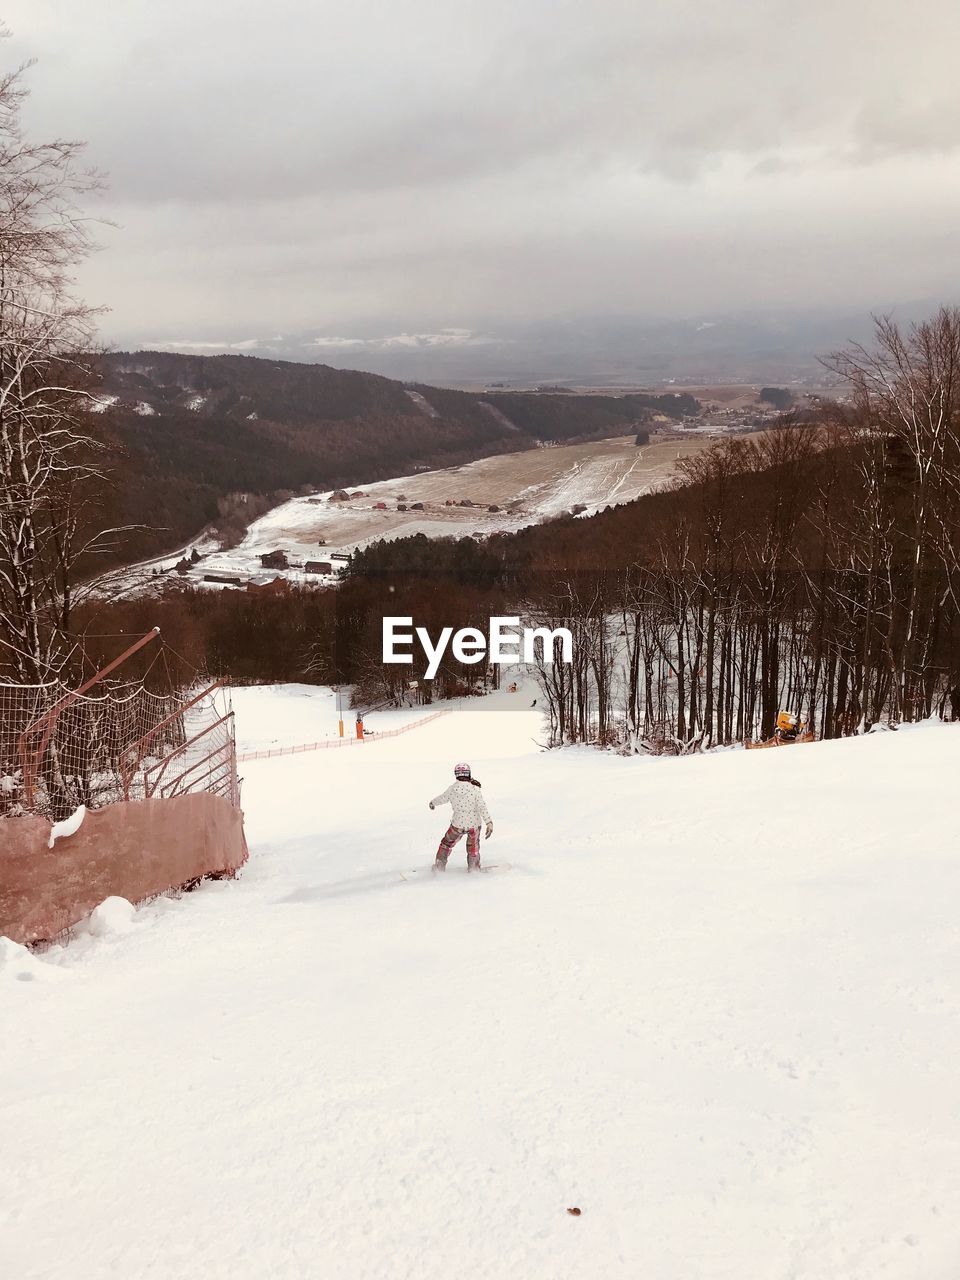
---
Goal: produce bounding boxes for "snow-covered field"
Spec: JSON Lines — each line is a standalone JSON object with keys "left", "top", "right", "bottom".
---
{"left": 92, "top": 435, "right": 713, "bottom": 598}
{"left": 214, "top": 436, "right": 705, "bottom": 565}
{"left": 4, "top": 688, "right": 960, "bottom": 1279}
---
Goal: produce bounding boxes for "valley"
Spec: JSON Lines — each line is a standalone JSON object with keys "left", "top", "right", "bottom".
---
{"left": 93, "top": 433, "right": 716, "bottom": 597}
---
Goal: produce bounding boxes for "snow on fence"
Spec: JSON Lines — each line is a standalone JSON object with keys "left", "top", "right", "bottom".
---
{"left": 1, "top": 631, "right": 248, "bottom": 943}
{"left": 1, "top": 652, "right": 240, "bottom": 821}
{"left": 237, "top": 706, "right": 452, "bottom": 762}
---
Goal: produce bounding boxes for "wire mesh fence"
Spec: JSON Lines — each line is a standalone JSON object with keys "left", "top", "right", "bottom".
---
{"left": 236, "top": 706, "right": 452, "bottom": 761}
{"left": 1, "top": 677, "right": 238, "bottom": 821}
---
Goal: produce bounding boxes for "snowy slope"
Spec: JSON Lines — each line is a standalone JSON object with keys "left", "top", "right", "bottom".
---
{"left": 230, "top": 683, "right": 452, "bottom": 754}
{"left": 4, "top": 694, "right": 960, "bottom": 1279}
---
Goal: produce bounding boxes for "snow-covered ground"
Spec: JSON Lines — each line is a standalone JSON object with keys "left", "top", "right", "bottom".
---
{"left": 230, "top": 683, "right": 449, "bottom": 755}
{"left": 231, "top": 683, "right": 343, "bottom": 754}
{"left": 4, "top": 690, "right": 960, "bottom": 1279}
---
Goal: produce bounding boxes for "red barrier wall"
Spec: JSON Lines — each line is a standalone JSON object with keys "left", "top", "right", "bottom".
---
{"left": 0, "top": 792, "right": 248, "bottom": 945}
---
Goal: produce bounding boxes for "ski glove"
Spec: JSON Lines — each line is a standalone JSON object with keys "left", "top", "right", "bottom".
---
{"left": 485, "top": 821, "right": 493, "bottom": 839}
{"left": 429, "top": 801, "right": 435, "bottom": 810}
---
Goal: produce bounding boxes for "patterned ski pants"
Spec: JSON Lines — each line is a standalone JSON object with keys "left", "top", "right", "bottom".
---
{"left": 436, "top": 824, "right": 480, "bottom": 863}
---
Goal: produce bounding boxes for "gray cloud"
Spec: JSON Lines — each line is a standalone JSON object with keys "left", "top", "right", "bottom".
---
{"left": 6, "top": 0, "right": 960, "bottom": 347}
{"left": 852, "top": 96, "right": 960, "bottom": 163}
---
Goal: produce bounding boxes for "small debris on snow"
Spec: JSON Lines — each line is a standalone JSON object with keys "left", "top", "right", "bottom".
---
{"left": 48, "top": 804, "right": 87, "bottom": 848}
{"left": 79, "top": 896, "right": 137, "bottom": 939}
{"left": 567, "top": 1207, "right": 582, "bottom": 1216}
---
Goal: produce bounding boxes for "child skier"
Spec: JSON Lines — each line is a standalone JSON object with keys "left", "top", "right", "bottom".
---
{"left": 429, "top": 762, "right": 493, "bottom": 872}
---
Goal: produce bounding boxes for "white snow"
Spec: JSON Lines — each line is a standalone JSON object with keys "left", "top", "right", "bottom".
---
{"left": 0, "top": 936, "right": 67, "bottom": 984}
{"left": 5, "top": 689, "right": 960, "bottom": 1278}
{"left": 515, "top": 453, "right": 647, "bottom": 518}
{"left": 134, "top": 400, "right": 156, "bottom": 416}
{"left": 47, "top": 803, "right": 86, "bottom": 848}
{"left": 76, "top": 896, "right": 138, "bottom": 939}
{"left": 86, "top": 533, "right": 222, "bottom": 602}
{"left": 0, "top": 935, "right": 40, "bottom": 976}
{"left": 231, "top": 683, "right": 445, "bottom": 755}
{"left": 88, "top": 393, "right": 118, "bottom": 413}
{"left": 185, "top": 394, "right": 207, "bottom": 411}
{"left": 187, "top": 451, "right": 645, "bottom": 585}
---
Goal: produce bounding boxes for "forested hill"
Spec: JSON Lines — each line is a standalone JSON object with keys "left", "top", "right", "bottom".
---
{"left": 95, "top": 351, "right": 699, "bottom": 565}
{"left": 102, "top": 351, "right": 421, "bottom": 424}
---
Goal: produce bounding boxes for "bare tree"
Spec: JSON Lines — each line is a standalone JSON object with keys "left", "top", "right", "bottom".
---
{"left": 827, "top": 310, "right": 960, "bottom": 720}
{"left": 0, "top": 39, "right": 111, "bottom": 681}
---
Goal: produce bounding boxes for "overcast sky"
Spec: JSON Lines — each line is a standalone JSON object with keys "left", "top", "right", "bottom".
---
{"left": 7, "top": 0, "right": 960, "bottom": 346}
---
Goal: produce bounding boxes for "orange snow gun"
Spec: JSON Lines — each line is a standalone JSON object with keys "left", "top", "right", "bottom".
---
{"left": 774, "top": 710, "right": 804, "bottom": 741}
{"left": 746, "top": 709, "right": 812, "bottom": 749}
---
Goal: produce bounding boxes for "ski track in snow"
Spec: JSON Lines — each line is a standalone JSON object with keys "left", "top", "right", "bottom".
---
{"left": 4, "top": 687, "right": 960, "bottom": 1279}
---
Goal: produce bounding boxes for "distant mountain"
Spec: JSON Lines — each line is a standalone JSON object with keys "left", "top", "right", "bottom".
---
{"left": 93, "top": 351, "right": 696, "bottom": 568}
{"left": 123, "top": 308, "right": 904, "bottom": 386}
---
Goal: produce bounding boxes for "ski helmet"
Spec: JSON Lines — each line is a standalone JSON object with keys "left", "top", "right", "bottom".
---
{"left": 454, "top": 762, "right": 472, "bottom": 780}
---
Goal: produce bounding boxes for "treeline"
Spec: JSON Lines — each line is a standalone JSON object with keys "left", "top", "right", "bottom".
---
{"left": 502, "top": 312, "right": 960, "bottom": 746}
{"left": 75, "top": 586, "right": 335, "bottom": 688}
{"left": 484, "top": 390, "right": 700, "bottom": 437}
{"left": 337, "top": 537, "right": 509, "bottom": 704}
{"left": 411, "top": 385, "right": 700, "bottom": 440}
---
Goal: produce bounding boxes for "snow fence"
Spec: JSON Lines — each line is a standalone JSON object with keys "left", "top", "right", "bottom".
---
{"left": 236, "top": 706, "right": 452, "bottom": 761}
{"left": 0, "top": 790, "right": 248, "bottom": 945}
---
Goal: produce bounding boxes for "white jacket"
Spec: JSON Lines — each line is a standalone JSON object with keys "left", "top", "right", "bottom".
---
{"left": 431, "top": 780, "right": 492, "bottom": 831}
